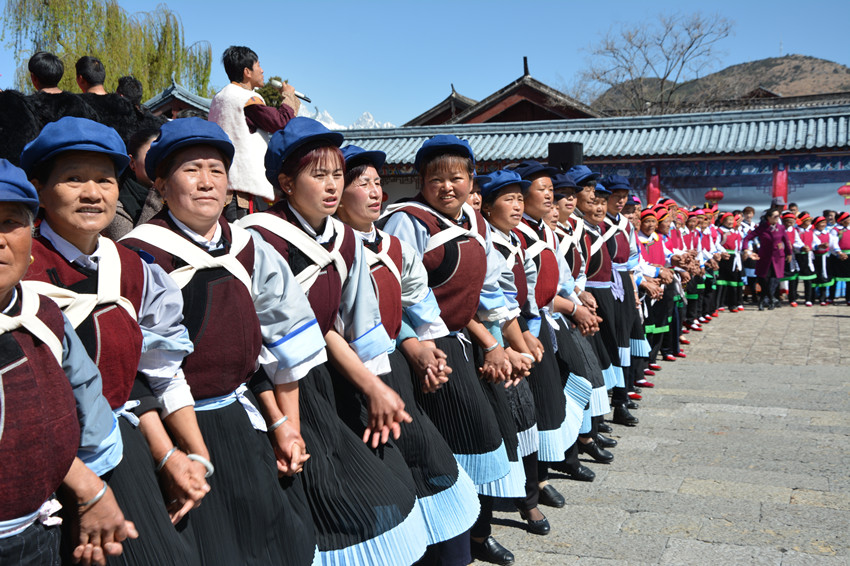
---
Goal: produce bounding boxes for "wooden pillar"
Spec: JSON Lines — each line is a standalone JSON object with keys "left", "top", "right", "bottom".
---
{"left": 772, "top": 162, "right": 788, "bottom": 206}
{"left": 646, "top": 165, "right": 661, "bottom": 205}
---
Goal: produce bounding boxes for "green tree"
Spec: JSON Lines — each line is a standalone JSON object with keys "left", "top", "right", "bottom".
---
{"left": 256, "top": 76, "right": 284, "bottom": 109}
{"left": 2, "top": 0, "right": 212, "bottom": 99}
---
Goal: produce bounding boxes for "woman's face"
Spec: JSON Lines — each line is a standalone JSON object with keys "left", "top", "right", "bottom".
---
{"left": 723, "top": 215, "right": 735, "bottom": 228}
{"left": 0, "top": 203, "right": 33, "bottom": 308}
{"left": 815, "top": 220, "right": 827, "bottom": 231}
{"left": 641, "top": 216, "right": 658, "bottom": 234}
{"left": 466, "top": 190, "right": 482, "bottom": 211}
{"left": 482, "top": 187, "right": 523, "bottom": 232}
{"left": 556, "top": 192, "right": 576, "bottom": 221}
{"left": 159, "top": 146, "right": 228, "bottom": 238}
{"left": 590, "top": 197, "right": 607, "bottom": 225}
{"left": 282, "top": 152, "right": 344, "bottom": 230}
{"left": 421, "top": 162, "right": 471, "bottom": 219}
{"left": 35, "top": 151, "right": 118, "bottom": 251}
{"left": 523, "top": 176, "right": 553, "bottom": 221}
{"left": 338, "top": 165, "right": 382, "bottom": 232}
{"left": 766, "top": 210, "right": 780, "bottom": 226}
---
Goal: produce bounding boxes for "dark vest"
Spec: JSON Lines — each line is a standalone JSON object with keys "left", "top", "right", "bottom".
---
{"left": 583, "top": 225, "right": 613, "bottom": 283}
{"left": 364, "top": 232, "right": 404, "bottom": 340}
{"left": 516, "top": 218, "right": 559, "bottom": 308}
{"left": 0, "top": 289, "right": 79, "bottom": 521}
{"left": 27, "top": 237, "right": 145, "bottom": 409}
{"left": 492, "top": 233, "right": 528, "bottom": 313}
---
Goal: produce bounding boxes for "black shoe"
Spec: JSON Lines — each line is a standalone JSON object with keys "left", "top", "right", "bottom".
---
{"left": 758, "top": 299, "right": 766, "bottom": 311}
{"left": 596, "top": 433, "right": 617, "bottom": 448}
{"left": 517, "top": 508, "right": 550, "bottom": 535}
{"left": 471, "top": 536, "right": 515, "bottom": 566}
{"left": 633, "top": 386, "right": 642, "bottom": 394}
{"left": 627, "top": 400, "right": 639, "bottom": 410}
{"left": 551, "top": 462, "right": 596, "bottom": 482}
{"left": 598, "top": 422, "right": 613, "bottom": 434}
{"left": 613, "top": 404, "right": 639, "bottom": 426}
{"left": 578, "top": 441, "right": 614, "bottom": 463}
{"left": 537, "top": 483, "right": 565, "bottom": 508}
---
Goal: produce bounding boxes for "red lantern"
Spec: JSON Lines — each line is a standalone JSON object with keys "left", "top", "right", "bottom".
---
{"left": 838, "top": 182, "right": 850, "bottom": 206}
{"left": 704, "top": 188, "right": 724, "bottom": 204}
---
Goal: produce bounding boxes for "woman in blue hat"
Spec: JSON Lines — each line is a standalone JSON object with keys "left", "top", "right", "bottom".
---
{"left": 121, "top": 117, "right": 323, "bottom": 566}
{"left": 380, "top": 135, "right": 525, "bottom": 566}
{"left": 336, "top": 144, "right": 481, "bottom": 564}
{"left": 0, "top": 159, "right": 137, "bottom": 566}
{"left": 238, "top": 117, "right": 429, "bottom": 566}
{"left": 19, "top": 116, "right": 209, "bottom": 565}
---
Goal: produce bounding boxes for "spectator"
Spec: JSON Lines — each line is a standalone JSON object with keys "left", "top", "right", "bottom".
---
{"left": 75, "top": 55, "right": 107, "bottom": 94}
{"left": 28, "top": 51, "right": 64, "bottom": 93}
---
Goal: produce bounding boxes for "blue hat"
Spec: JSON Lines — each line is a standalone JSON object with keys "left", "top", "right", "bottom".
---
{"left": 478, "top": 170, "right": 531, "bottom": 201}
{"left": 594, "top": 183, "right": 612, "bottom": 197}
{"left": 509, "top": 160, "right": 559, "bottom": 181}
{"left": 553, "top": 193, "right": 567, "bottom": 202}
{"left": 551, "top": 172, "right": 579, "bottom": 192}
{"left": 341, "top": 145, "right": 386, "bottom": 171}
{"left": 20, "top": 116, "right": 129, "bottom": 176}
{"left": 145, "top": 118, "right": 235, "bottom": 181}
{"left": 266, "top": 117, "right": 344, "bottom": 185}
{"left": 0, "top": 159, "right": 39, "bottom": 216}
{"left": 567, "top": 165, "right": 600, "bottom": 185}
{"left": 600, "top": 174, "right": 631, "bottom": 193}
{"left": 413, "top": 135, "right": 474, "bottom": 172}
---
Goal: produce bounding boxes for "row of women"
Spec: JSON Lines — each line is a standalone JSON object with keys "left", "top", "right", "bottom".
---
{"left": 1, "top": 114, "right": 723, "bottom": 566}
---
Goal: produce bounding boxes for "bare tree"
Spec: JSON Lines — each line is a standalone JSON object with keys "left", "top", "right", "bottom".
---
{"left": 583, "top": 13, "right": 733, "bottom": 115}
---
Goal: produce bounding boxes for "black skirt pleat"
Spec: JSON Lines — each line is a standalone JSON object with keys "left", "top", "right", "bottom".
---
{"left": 553, "top": 322, "right": 605, "bottom": 389}
{"left": 522, "top": 317, "right": 566, "bottom": 433}
{"left": 587, "top": 287, "right": 623, "bottom": 366}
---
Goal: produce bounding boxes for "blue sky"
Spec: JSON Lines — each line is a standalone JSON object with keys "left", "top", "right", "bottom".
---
{"left": 2, "top": 0, "right": 848, "bottom": 126}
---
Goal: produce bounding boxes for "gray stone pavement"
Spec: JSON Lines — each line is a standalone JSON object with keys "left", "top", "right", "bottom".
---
{"left": 483, "top": 303, "right": 850, "bottom": 565}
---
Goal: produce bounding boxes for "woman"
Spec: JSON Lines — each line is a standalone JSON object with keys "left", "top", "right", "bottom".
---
{"left": 20, "top": 116, "right": 208, "bottom": 565}
{"left": 716, "top": 211, "right": 746, "bottom": 312}
{"left": 743, "top": 207, "right": 792, "bottom": 311}
{"left": 380, "top": 134, "right": 523, "bottom": 565}
{"left": 811, "top": 216, "right": 835, "bottom": 305}
{"left": 336, "top": 144, "right": 481, "bottom": 563}
{"left": 0, "top": 158, "right": 136, "bottom": 566}
{"left": 794, "top": 212, "right": 816, "bottom": 306}
{"left": 121, "top": 118, "right": 322, "bottom": 566}
{"left": 238, "top": 118, "right": 429, "bottom": 566}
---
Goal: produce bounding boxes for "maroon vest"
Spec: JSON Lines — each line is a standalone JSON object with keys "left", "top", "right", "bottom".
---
{"left": 365, "top": 232, "right": 404, "bottom": 340}
{"left": 516, "top": 218, "right": 559, "bottom": 308}
{"left": 583, "top": 225, "right": 613, "bottom": 283}
{"left": 492, "top": 233, "right": 528, "bottom": 313}
{"left": 560, "top": 219, "right": 585, "bottom": 279}
{"left": 122, "top": 214, "right": 261, "bottom": 399}
{"left": 836, "top": 227, "right": 850, "bottom": 250}
{"left": 248, "top": 203, "right": 356, "bottom": 336}
{"left": 0, "top": 290, "right": 79, "bottom": 520}
{"left": 27, "top": 237, "right": 145, "bottom": 409}
{"left": 799, "top": 227, "right": 814, "bottom": 248}
{"left": 604, "top": 217, "right": 632, "bottom": 265}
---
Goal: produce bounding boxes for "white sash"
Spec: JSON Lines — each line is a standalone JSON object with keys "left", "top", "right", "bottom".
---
{"left": 515, "top": 221, "right": 553, "bottom": 261}
{"left": 24, "top": 237, "right": 137, "bottom": 329}
{"left": 237, "top": 213, "right": 349, "bottom": 293}
{"left": 0, "top": 286, "right": 63, "bottom": 365}
{"left": 382, "top": 201, "right": 488, "bottom": 253}
{"left": 122, "top": 223, "right": 254, "bottom": 296}
{"left": 363, "top": 229, "right": 402, "bottom": 284}
{"left": 488, "top": 228, "right": 523, "bottom": 268}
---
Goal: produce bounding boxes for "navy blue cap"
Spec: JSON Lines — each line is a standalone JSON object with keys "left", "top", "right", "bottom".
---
{"left": 509, "top": 160, "right": 559, "bottom": 181}
{"left": 145, "top": 118, "right": 235, "bottom": 180}
{"left": 413, "top": 135, "right": 474, "bottom": 172}
{"left": 478, "top": 170, "right": 531, "bottom": 201}
{"left": 341, "top": 145, "right": 386, "bottom": 171}
{"left": 266, "top": 117, "right": 344, "bottom": 185}
{"left": 594, "top": 183, "right": 612, "bottom": 196}
{"left": 600, "top": 174, "right": 631, "bottom": 193}
{"left": 0, "top": 159, "right": 39, "bottom": 216}
{"left": 20, "top": 116, "right": 129, "bottom": 176}
{"left": 551, "top": 172, "right": 579, "bottom": 192}
{"left": 553, "top": 193, "right": 567, "bottom": 202}
{"left": 567, "top": 165, "right": 600, "bottom": 185}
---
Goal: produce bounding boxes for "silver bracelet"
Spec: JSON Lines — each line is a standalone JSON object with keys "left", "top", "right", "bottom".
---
{"left": 483, "top": 342, "right": 499, "bottom": 353}
{"left": 156, "top": 446, "right": 178, "bottom": 473}
{"left": 78, "top": 480, "right": 108, "bottom": 508}
{"left": 268, "top": 415, "right": 289, "bottom": 432}
{"left": 571, "top": 301, "right": 579, "bottom": 317}
{"left": 519, "top": 352, "right": 535, "bottom": 362}
{"left": 187, "top": 454, "right": 215, "bottom": 478}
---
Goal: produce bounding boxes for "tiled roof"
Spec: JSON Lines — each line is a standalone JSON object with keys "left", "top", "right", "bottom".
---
{"left": 144, "top": 79, "right": 212, "bottom": 112}
{"left": 343, "top": 104, "right": 850, "bottom": 165}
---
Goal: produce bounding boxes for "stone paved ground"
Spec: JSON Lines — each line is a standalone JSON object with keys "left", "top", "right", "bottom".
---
{"left": 484, "top": 302, "right": 850, "bottom": 565}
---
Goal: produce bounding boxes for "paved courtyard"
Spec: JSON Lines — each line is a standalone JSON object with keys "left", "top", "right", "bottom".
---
{"left": 486, "top": 303, "right": 850, "bottom": 565}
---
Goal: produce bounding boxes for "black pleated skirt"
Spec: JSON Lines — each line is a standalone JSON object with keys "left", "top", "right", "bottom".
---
{"left": 587, "top": 287, "right": 622, "bottom": 367}
{"left": 553, "top": 320, "right": 604, "bottom": 390}
{"left": 522, "top": 317, "right": 565, "bottom": 436}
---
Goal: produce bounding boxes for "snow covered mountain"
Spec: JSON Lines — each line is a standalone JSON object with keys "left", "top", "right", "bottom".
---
{"left": 297, "top": 106, "right": 395, "bottom": 130}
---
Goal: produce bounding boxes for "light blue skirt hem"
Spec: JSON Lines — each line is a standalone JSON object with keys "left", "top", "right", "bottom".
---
{"left": 618, "top": 346, "right": 631, "bottom": 367}
{"left": 475, "top": 458, "right": 526, "bottom": 499}
{"left": 614, "top": 365, "right": 625, "bottom": 388}
{"left": 537, "top": 425, "right": 569, "bottom": 462}
{"left": 517, "top": 424, "right": 539, "bottom": 458}
{"left": 417, "top": 466, "right": 480, "bottom": 545}
{"left": 311, "top": 545, "right": 320, "bottom": 566}
{"left": 454, "top": 441, "right": 510, "bottom": 486}
{"left": 590, "top": 386, "right": 610, "bottom": 417}
{"left": 579, "top": 407, "right": 592, "bottom": 434}
{"left": 564, "top": 374, "right": 592, "bottom": 444}
{"left": 630, "top": 338, "right": 651, "bottom": 358}
{"left": 602, "top": 365, "right": 617, "bottom": 390}
{"left": 317, "top": 502, "right": 428, "bottom": 566}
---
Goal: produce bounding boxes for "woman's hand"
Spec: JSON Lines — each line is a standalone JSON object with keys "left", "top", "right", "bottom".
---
{"left": 269, "top": 419, "right": 310, "bottom": 476}
{"left": 478, "top": 344, "right": 511, "bottom": 383}
{"left": 159, "top": 449, "right": 210, "bottom": 524}
{"left": 401, "top": 339, "right": 452, "bottom": 393}
{"left": 363, "top": 380, "right": 412, "bottom": 448}
{"left": 522, "top": 331, "right": 544, "bottom": 363}
{"left": 72, "top": 485, "right": 138, "bottom": 566}
{"left": 504, "top": 347, "right": 532, "bottom": 385}
{"left": 578, "top": 290, "right": 597, "bottom": 313}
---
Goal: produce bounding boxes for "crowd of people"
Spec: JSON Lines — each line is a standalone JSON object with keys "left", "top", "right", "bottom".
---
{"left": 1, "top": 45, "right": 848, "bottom": 566}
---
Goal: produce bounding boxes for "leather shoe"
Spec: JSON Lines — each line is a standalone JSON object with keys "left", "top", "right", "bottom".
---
{"left": 596, "top": 433, "right": 617, "bottom": 448}
{"left": 680, "top": 338, "right": 691, "bottom": 345}
{"left": 627, "top": 400, "right": 639, "bottom": 410}
{"left": 551, "top": 462, "right": 596, "bottom": 482}
{"left": 537, "top": 483, "right": 565, "bottom": 508}
{"left": 642, "top": 369, "right": 656, "bottom": 377}
{"left": 471, "top": 536, "right": 514, "bottom": 566}
{"left": 597, "top": 422, "right": 613, "bottom": 434}
{"left": 635, "top": 378, "right": 654, "bottom": 388}
{"left": 628, "top": 391, "right": 642, "bottom": 401}
{"left": 578, "top": 440, "right": 614, "bottom": 463}
{"left": 663, "top": 354, "right": 677, "bottom": 362}
{"left": 649, "top": 363, "right": 662, "bottom": 371}
{"left": 518, "top": 508, "right": 550, "bottom": 536}
{"left": 613, "top": 404, "right": 639, "bottom": 426}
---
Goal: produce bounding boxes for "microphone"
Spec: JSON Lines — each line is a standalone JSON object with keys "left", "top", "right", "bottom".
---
{"left": 269, "top": 79, "right": 311, "bottom": 103}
